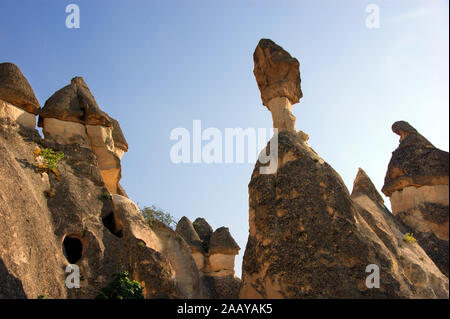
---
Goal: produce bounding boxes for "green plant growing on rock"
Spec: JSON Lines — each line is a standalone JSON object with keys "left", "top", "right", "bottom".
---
{"left": 34, "top": 147, "right": 64, "bottom": 177}
{"left": 137, "top": 241, "right": 146, "bottom": 248}
{"left": 404, "top": 233, "right": 417, "bottom": 244}
{"left": 141, "top": 205, "right": 177, "bottom": 229}
{"left": 37, "top": 294, "right": 47, "bottom": 299}
{"left": 95, "top": 271, "right": 144, "bottom": 299}
{"left": 102, "top": 191, "right": 112, "bottom": 200}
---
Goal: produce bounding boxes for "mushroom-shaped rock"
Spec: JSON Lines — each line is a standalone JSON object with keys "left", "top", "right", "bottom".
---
{"left": 176, "top": 217, "right": 204, "bottom": 253}
{"left": 38, "top": 77, "right": 127, "bottom": 194}
{"left": 382, "top": 121, "right": 449, "bottom": 277}
{"left": 204, "top": 227, "right": 240, "bottom": 287}
{"left": 351, "top": 168, "right": 385, "bottom": 207}
{"left": 193, "top": 218, "right": 213, "bottom": 250}
{"left": 38, "top": 76, "right": 111, "bottom": 127}
{"left": 0, "top": 62, "right": 40, "bottom": 114}
{"left": 208, "top": 227, "right": 240, "bottom": 255}
{"left": 253, "top": 39, "right": 302, "bottom": 131}
{"left": 382, "top": 121, "right": 448, "bottom": 197}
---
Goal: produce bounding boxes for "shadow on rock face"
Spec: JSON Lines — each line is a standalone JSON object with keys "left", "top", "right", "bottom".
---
{"left": 0, "top": 258, "right": 27, "bottom": 299}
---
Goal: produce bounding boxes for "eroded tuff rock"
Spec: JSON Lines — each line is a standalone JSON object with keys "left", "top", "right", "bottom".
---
{"left": 193, "top": 218, "right": 213, "bottom": 250}
{"left": 239, "top": 131, "right": 448, "bottom": 298}
{"left": 38, "top": 77, "right": 127, "bottom": 194}
{"left": 0, "top": 63, "right": 40, "bottom": 115}
{"left": 0, "top": 115, "right": 206, "bottom": 298}
{"left": 351, "top": 169, "right": 449, "bottom": 296}
{"left": 351, "top": 168, "right": 385, "bottom": 208}
{"left": 177, "top": 218, "right": 241, "bottom": 298}
{"left": 253, "top": 39, "right": 302, "bottom": 131}
{"left": 176, "top": 217, "right": 204, "bottom": 253}
{"left": 38, "top": 77, "right": 111, "bottom": 127}
{"left": 382, "top": 121, "right": 449, "bottom": 277}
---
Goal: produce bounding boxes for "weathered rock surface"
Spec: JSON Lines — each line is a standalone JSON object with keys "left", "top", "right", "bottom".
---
{"left": 351, "top": 168, "right": 385, "bottom": 207}
{"left": 0, "top": 63, "right": 40, "bottom": 114}
{"left": 209, "top": 227, "right": 240, "bottom": 255}
{"left": 177, "top": 218, "right": 241, "bottom": 298}
{"left": 0, "top": 99, "right": 36, "bottom": 129}
{"left": 38, "top": 77, "right": 127, "bottom": 194}
{"left": 253, "top": 39, "right": 302, "bottom": 107}
{"left": 38, "top": 77, "right": 111, "bottom": 127}
{"left": 176, "top": 217, "right": 204, "bottom": 254}
{"left": 253, "top": 39, "right": 302, "bottom": 132}
{"left": 239, "top": 131, "right": 449, "bottom": 298}
{"left": 351, "top": 169, "right": 448, "bottom": 296}
{"left": 193, "top": 218, "right": 213, "bottom": 251}
{"left": 0, "top": 113, "right": 202, "bottom": 298}
{"left": 382, "top": 121, "right": 449, "bottom": 277}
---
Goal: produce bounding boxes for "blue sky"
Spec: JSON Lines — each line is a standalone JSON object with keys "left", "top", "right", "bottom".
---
{"left": 1, "top": 0, "right": 448, "bottom": 277}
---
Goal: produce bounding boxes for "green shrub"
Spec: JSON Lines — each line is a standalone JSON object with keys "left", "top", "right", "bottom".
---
{"left": 95, "top": 271, "right": 144, "bottom": 299}
{"left": 40, "top": 148, "right": 64, "bottom": 170}
{"left": 34, "top": 147, "right": 64, "bottom": 177}
{"left": 141, "top": 205, "right": 177, "bottom": 229}
{"left": 37, "top": 295, "right": 47, "bottom": 299}
{"left": 404, "top": 232, "right": 417, "bottom": 244}
{"left": 102, "top": 191, "right": 112, "bottom": 200}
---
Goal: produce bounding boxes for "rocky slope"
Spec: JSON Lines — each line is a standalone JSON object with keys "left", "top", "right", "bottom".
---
{"left": 0, "top": 63, "right": 237, "bottom": 299}
{"left": 1, "top": 40, "right": 449, "bottom": 299}
{"left": 239, "top": 39, "right": 449, "bottom": 299}
{"left": 382, "top": 121, "right": 449, "bottom": 277}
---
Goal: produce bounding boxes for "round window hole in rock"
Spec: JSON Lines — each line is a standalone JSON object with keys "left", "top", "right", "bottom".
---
{"left": 102, "top": 211, "right": 123, "bottom": 238}
{"left": 63, "top": 236, "right": 83, "bottom": 264}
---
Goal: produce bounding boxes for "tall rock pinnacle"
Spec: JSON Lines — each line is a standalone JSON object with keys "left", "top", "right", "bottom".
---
{"left": 253, "top": 39, "right": 302, "bottom": 132}
{"left": 382, "top": 120, "right": 449, "bottom": 277}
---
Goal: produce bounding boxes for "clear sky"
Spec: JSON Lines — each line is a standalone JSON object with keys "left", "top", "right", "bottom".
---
{"left": 1, "top": 0, "right": 448, "bottom": 277}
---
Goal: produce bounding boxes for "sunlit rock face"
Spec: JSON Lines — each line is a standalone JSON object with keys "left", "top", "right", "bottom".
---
{"left": 0, "top": 99, "right": 36, "bottom": 129}
{"left": 382, "top": 121, "right": 449, "bottom": 277}
{"left": 176, "top": 218, "right": 241, "bottom": 298}
{"left": 0, "top": 62, "right": 40, "bottom": 115}
{"left": 239, "top": 131, "right": 448, "bottom": 298}
{"left": 253, "top": 39, "right": 302, "bottom": 132}
{"left": 0, "top": 63, "right": 39, "bottom": 130}
{"left": 240, "top": 41, "right": 448, "bottom": 298}
{"left": 38, "top": 77, "right": 128, "bottom": 194}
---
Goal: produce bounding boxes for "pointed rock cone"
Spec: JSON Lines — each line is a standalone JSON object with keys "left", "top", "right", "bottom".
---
{"left": 193, "top": 217, "right": 213, "bottom": 250}
{"left": 351, "top": 168, "right": 385, "bottom": 207}
{"left": 175, "top": 217, "right": 204, "bottom": 254}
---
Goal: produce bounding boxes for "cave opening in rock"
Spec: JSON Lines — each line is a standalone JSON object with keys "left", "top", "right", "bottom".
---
{"left": 102, "top": 212, "right": 123, "bottom": 238}
{"left": 63, "top": 236, "right": 83, "bottom": 264}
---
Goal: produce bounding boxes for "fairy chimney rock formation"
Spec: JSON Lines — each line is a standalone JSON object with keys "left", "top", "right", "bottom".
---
{"left": 175, "top": 217, "right": 205, "bottom": 269}
{"left": 382, "top": 121, "right": 449, "bottom": 277}
{"left": 38, "top": 76, "right": 128, "bottom": 194}
{"left": 206, "top": 227, "right": 240, "bottom": 275}
{"left": 253, "top": 39, "right": 302, "bottom": 132}
{"left": 176, "top": 218, "right": 241, "bottom": 298}
{"left": 193, "top": 218, "right": 213, "bottom": 250}
{"left": 0, "top": 63, "right": 39, "bottom": 129}
{"left": 240, "top": 45, "right": 448, "bottom": 298}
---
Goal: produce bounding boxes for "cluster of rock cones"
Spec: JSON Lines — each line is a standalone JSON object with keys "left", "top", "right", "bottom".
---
{"left": 0, "top": 38, "right": 448, "bottom": 299}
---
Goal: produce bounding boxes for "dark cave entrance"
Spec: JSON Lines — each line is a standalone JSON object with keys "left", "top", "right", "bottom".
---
{"left": 102, "top": 212, "right": 123, "bottom": 238}
{"left": 63, "top": 236, "right": 83, "bottom": 264}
